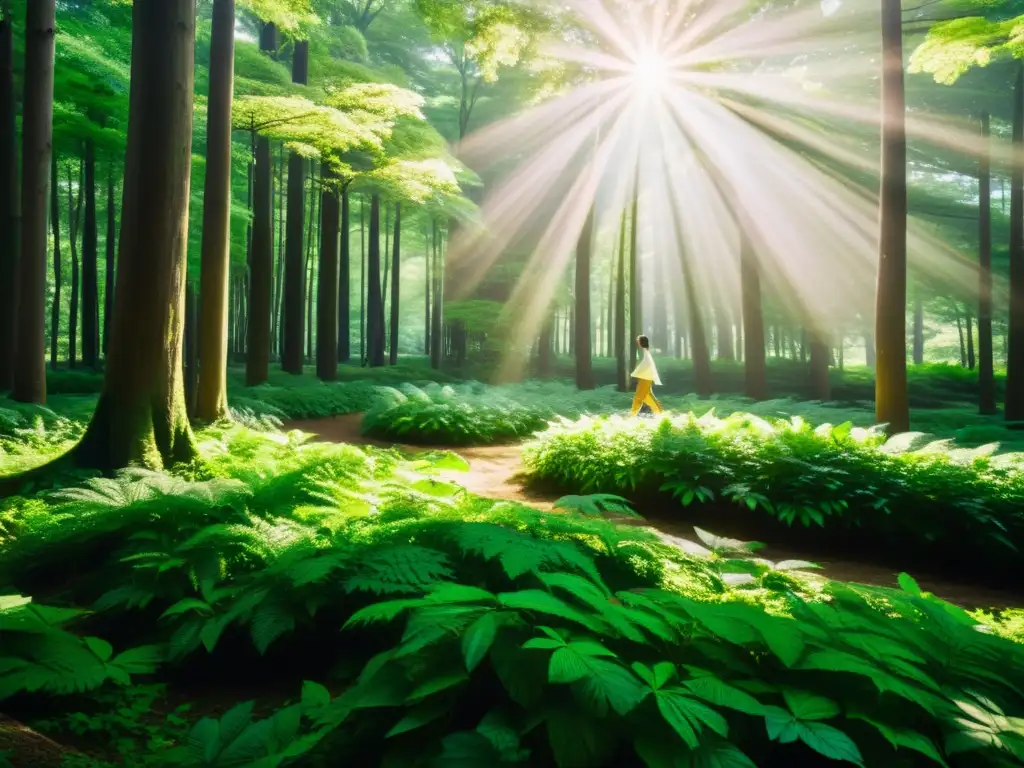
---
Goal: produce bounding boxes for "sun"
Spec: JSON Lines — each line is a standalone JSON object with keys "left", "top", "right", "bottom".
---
{"left": 630, "top": 48, "right": 672, "bottom": 93}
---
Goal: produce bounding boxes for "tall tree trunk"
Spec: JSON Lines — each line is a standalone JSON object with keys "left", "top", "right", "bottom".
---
{"left": 0, "top": 9, "right": 17, "bottom": 390}
{"left": 912, "top": 293, "right": 924, "bottom": 365}
{"left": 629, "top": 176, "right": 641, "bottom": 367}
{"left": 184, "top": 280, "right": 197, "bottom": 415}
{"left": 68, "top": 162, "right": 83, "bottom": 370}
{"left": 11, "top": 0, "right": 56, "bottom": 404}
{"left": 685, "top": 272, "right": 713, "bottom": 396}
{"left": 316, "top": 173, "right": 340, "bottom": 381}
{"left": 246, "top": 23, "right": 276, "bottom": 386}
{"left": 864, "top": 326, "right": 875, "bottom": 367}
{"left": 304, "top": 164, "right": 318, "bottom": 363}
{"left": 430, "top": 221, "right": 443, "bottom": 370}
{"left": 338, "top": 186, "right": 350, "bottom": 362}
{"left": 605, "top": 261, "right": 614, "bottom": 358}
{"left": 956, "top": 308, "right": 967, "bottom": 367}
{"left": 1008, "top": 64, "right": 1024, "bottom": 421}
{"left": 615, "top": 208, "right": 628, "bottom": 391}
{"left": 195, "top": 0, "right": 235, "bottom": 421}
{"left": 741, "top": 231, "right": 767, "bottom": 400}
{"left": 575, "top": 204, "right": 595, "bottom": 390}
{"left": 979, "top": 111, "right": 997, "bottom": 414}
{"left": 876, "top": 0, "right": 910, "bottom": 433}
{"left": 367, "top": 194, "right": 385, "bottom": 366}
{"left": 74, "top": 0, "right": 198, "bottom": 471}
{"left": 424, "top": 226, "right": 431, "bottom": 355}
{"left": 389, "top": 202, "right": 401, "bottom": 365}
{"left": 538, "top": 314, "right": 553, "bottom": 377}
{"left": 49, "top": 154, "right": 61, "bottom": 370}
{"left": 716, "top": 309, "right": 734, "bottom": 360}
{"left": 966, "top": 308, "right": 976, "bottom": 371}
{"left": 272, "top": 143, "right": 284, "bottom": 357}
{"left": 281, "top": 41, "right": 309, "bottom": 374}
{"left": 809, "top": 332, "right": 830, "bottom": 401}
{"left": 360, "top": 196, "right": 366, "bottom": 363}
{"left": 82, "top": 141, "right": 98, "bottom": 368}
{"left": 103, "top": 164, "right": 116, "bottom": 356}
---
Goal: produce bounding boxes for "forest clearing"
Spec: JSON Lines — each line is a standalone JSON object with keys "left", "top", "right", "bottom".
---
{"left": 4, "top": 0, "right": 1024, "bottom": 766}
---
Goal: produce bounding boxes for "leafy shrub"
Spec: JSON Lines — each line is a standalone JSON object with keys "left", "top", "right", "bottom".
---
{"left": 1, "top": 427, "right": 1022, "bottom": 766}
{"left": 522, "top": 413, "right": 1024, "bottom": 577}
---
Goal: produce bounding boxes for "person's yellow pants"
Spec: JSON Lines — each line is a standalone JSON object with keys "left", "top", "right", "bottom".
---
{"left": 630, "top": 378, "right": 663, "bottom": 415}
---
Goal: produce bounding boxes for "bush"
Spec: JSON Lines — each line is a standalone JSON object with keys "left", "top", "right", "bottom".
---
{"left": 522, "top": 412, "right": 1024, "bottom": 580}
{"left": 1, "top": 427, "right": 1023, "bottom": 766}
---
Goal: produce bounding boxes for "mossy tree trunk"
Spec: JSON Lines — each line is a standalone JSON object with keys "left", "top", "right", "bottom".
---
{"left": 49, "top": 154, "right": 61, "bottom": 370}
{"left": 103, "top": 163, "right": 117, "bottom": 357}
{"left": 875, "top": 0, "right": 910, "bottom": 433}
{"left": 317, "top": 173, "right": 340, "bottom": 381}
{"left": 0, "top": 9, "right": 17, "bottom": 391}
{"left": 196, "top": 0, "right": 235, "bottom": 421}
{"left": 12, "top": 0, "right": 56, "bottom": 405}
{"left": 82, "top": 140, "right": 99, "bottom": 368}
{"left": 367, "top": 194, "right": 385, "bottom": 367}
{"left": 74, "top": 0, "right": 198, "bottom": 472}
{"left": 337, "top": 186, "right": 351, "bottom": 363}
{"left": 68, "top": 161, "right": 82, "bottom": 369}
{"left": 429, "top": 220, "right": 443, "bottom": 370}
{"left": 1007, "top": 64, "right": 1024, "bottom": 421}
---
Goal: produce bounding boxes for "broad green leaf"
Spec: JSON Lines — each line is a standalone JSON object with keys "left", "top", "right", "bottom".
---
{"left": 385, "top": 700, "right": 447, "bottom": 738}
{"left": 679, "top": 740, "right": 757, "bottom": 768}
{"left": 797, "top": 721, "right": 864, "bottom": 766}
{"left": 684, "top": 676, "right": 765, "bottom": 715}
{"left": 783, "top": 690, "right": 840, "bottom": 720}
{"left": 84, "top": 637, "right": 113, "bottom": 663}
{"left": 301, "top": 681, "right": 331, "bottom": 710}
{"left": 462, "top": 612, "right": 500, "bottom": 672}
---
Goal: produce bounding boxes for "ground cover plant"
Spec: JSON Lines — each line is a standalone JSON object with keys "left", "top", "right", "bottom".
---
{"left": 522, "top": 412, "right": 1024, "bottom": 582}
{"left": 1, "top": 426, "right": 1023, "bottom": 766}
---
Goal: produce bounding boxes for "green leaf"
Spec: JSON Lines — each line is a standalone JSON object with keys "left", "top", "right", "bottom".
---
{"left": 549, "top": 647, "right": 590, "bottom": 684}
{"left": 783, "top": 690, "right": 840, "bottom": 720}
{"left": 386, "top": 700, "right": 447, "bottom": 738}
{"left": 898, "top": 573, "right": 922, "bottom": 597}
{"left": 498, "top": 590, "right": 603, "bottom": 631}
{"left": 301, "top": 681, "right": 331, "bottom": 710}
{"left": 796, "top": 721, "right": 864, "bottom": 766}
{"left": 408, "top": 671, "right": 468, "bottom": 701}
{"left": 462, "top": 612, "right": 500, "bottom": 672}
{"left": 159, "top": 598, "right": 213, "bottom": 619}
{"left": 427, "top": 583, "right": 497, "bottom": 604}
{"left": 684, "top": 676, "right": 764, "bottom": 715}
{"left": 434, "top": 731, "right": 501, "bottom": 765}
{"left": 84, "top": 637, "right": 113, "bottom": 663}
{"left": 572, "top": 659, "right": 647, "bottom": 716}
{"left": 678, "top": 740, "right": 757, "bottom": 768}
{"left": 850, "top": 714, "right": 949, "bottom": 767}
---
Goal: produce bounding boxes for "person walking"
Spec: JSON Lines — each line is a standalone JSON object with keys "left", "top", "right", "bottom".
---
{"left": 630, "top": 334, "right": 664, "bottom": 415}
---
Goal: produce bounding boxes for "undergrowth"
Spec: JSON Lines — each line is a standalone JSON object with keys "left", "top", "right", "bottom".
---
{"left": 0, "top": 427, "right": 1022, "bottom": 766}
{"left": 522, "top": 412, "right": 1024, "bottom": 578}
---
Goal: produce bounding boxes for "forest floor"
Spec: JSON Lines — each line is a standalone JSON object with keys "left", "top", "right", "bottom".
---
{"left": 287, "top": 414, "right": 1023, "bottom": 611}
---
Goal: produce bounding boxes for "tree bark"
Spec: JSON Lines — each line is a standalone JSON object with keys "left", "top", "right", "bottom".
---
{"left": 68, "top": 161, "right": 83, "bottom": 369}
{"left": 103, "top": 164, "right": 116, "bottom": 356}
{"left": 360, "top": 197, "right": 366, "bottom": 363}
{"left": 629, "top": 175, "right": 641, "bottom": 367}
{"left": 389, "top": 202, "right": 401, "bottom": 365}
{"left": 272, "top": 143, "right": 284, "bottom": 357}
{"left": 956, "top": 307, "right": 966, "bottom": 367}
{"left": 316, "top": 174, "right": 340, "bottom": 381}
{"left": 338, "top": 186, "right": 351, "bottom": 362}
{"left": 424, "top": 226, "right": 431, "bottom": 355}
{"left": 1009, "top": 64, "right": 1024, "bottom": 421}
{"left": 575, "top": 204, "right": 595, "bottom": 390}
{"left": 49, "top": 154, "right": 61, "bottom": 370}
{"left": 11, "top": 0, "right": 56, "bottom": 404}
{"left": 0, "top": 11, "right": 17, "bottom": 390}
{"left": 184, "top": 279, "right": 197, "bottom": 415}
{"left": 430, "top": 220, "right": 443, "bottom": 370}
{"left": 82, "top": 141, "right": 98, "bottom": 368}
{"left": 74, "top": 0, "right": 198, "bottom": 471}
{"left": 367, "top": 194, "right": 385, "bottom": 366}
{"left": 741, "top": 230, "right": 767, "bottom": 400}
{"left": 978, "top": 111, "right": 997, "bottom": 414}
{"left": 716, "top": 309, "right": 734, "bottom": 360}
{"left": 304, "top": 165, "right": 318, "bottom": 363}
{"left": 195, "top": 0, "right": 234, "bottom": 421}
{"left": 281, "top": 41, "right": 309, "bottom": 374}
{"left": 966, "top": 308, "right": 976, "bottom": 371}
{"left": 875, "top": 0, "right": 910, "bottom": 433}
{"left": 809, "top": 333, "right": 830, "bottom": 401}
{"left": 615, "top": 208, "right": 628, "bottom": 391}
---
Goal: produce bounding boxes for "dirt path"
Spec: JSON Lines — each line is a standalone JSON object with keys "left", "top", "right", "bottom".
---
{"left": 287, "top": 415, "right": 1022, "bottom": 610}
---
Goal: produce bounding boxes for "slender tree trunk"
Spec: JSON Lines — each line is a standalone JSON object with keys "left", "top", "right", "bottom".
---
{"left": 605, "top": 262, "right": 614, "bottom": 358}
{"left": 956, "top": 308, "right": 967, "bottom": 368}
{"left": 304, "top": 164, "right": 318, "bottom": 363}
{"left": 389, "top": 202, "right": 401, "bottom": 365}
{"left": 912, "top": 293, "right": 924, "bottom": 365}
{"left": 49, "top": 154, "right": 61, "bottom": 370}
{"left": 103, "top": 164, "right": 116, "bottom": 356}
{"left": 367, "top": 194, "right": 385, "bottom": 366}
{"left": 272, "top": 143, "right": 284, "bottom": 357}
{"left": 281, "top": 41, "right": 309, "bottom": 374}
{"left": 629, "top": 177, "right": 641, "bottom": 368}
{"left": 246, "top": 24, "right": 276, "bottom": 386}
{"left": 538, "top": 314, "right": 553, "bottom": 377}
{"left": 316, "top": 173, "right": 340, "bottom": 381}
{"left": 195, "top": 0, "right": 235, "bottom": 420}
{"left": 360, "top": 197, "right": 366, "bottom": 363}
{"left": 741, "top": 231, "right": 767, "bottom": 400}
{"left": 68, "top": 162, "right": 83, "bottom": 370}
{"left": 430, "top": 221, "right": 443, "bottom": 370}
{"left": 716, "top": 309, "right": 734, "bottom": 360}
{"left": 82, "top": 141, "right": 98, "bottom": 368}
{"left": 424, "top": 226, "right": 431, "bottom": 355}
{"left": 11, "top": 0, "right": 56, "bottom": 404}
{"left": 1008, "top": 64, "right": 1024, "bottom": 420}
{"left": 864, "top": 326, "right": 875, "bottom": 367}
{"left": 979, "top": 111, "right": 997, "bottom": 414}
{"left": 184, "top": 280, "right": 197, "bottom": 415}
{"left": 74, "top": 0, "right": 198, "bottom": 471}
{"left": 876, "top": 0, "right": 910, "bottom": 433}
{"left": 575, "top": 204, "right": 595, "bottom": 389}
{"left": 809, "top": 332, "right": 830, "bottom": 401}
{"left": 615, "top": 208, "right": 628, "bottom": 391}
{"left": 0, "top": 10, "right": 17, "bottom": 389}
{"left": 966, "top": 308, "right": 976, "bottom": 370}
{"left": 685, "top": 274, "right": 713, "bottom": 396}
{"left": 338, "top": 186, "right": 351, "bottom": 362}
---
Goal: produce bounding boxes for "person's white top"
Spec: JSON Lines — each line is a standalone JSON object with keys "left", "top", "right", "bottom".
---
{"left": 631, "top": 348, "right": 662, "bottom": 386}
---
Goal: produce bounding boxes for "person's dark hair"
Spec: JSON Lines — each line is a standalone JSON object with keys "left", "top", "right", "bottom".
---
{"left": 637, "top": 334, "right": 650, "bottom": 349}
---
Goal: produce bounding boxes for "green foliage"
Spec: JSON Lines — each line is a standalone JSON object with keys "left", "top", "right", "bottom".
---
{"left": 523, "top": 411, "right": 1024, "bottom": 572}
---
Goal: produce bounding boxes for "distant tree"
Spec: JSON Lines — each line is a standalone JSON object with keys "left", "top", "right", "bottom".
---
{"left": 0, "top": 3, "right": 16, "bottom": 391}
